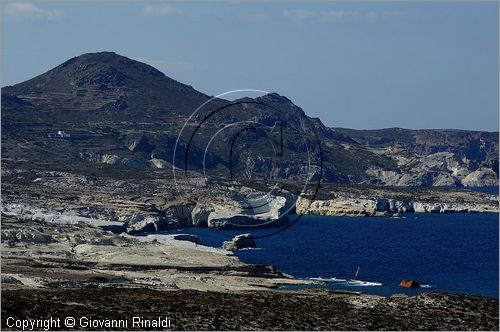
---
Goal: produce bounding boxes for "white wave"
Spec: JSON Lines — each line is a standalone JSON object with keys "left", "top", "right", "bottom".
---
{"left": 346, "top": 280, "right": 383, "bottom": 287}
{"left": 238, "top": 247, "right": 262, "bottom": 251}
{"left": 309, "top": 277, "right": 347, "bottom": 282}
{"left": 420, "top": 284, "right": 433, "bottom": 288}
{"left": 308, "top": 276, "right": 383, "bottom": 286}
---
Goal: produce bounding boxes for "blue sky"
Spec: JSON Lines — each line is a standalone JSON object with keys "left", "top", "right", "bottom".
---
{"left": 2, "top": 1, "right": 499, "bottom": 131}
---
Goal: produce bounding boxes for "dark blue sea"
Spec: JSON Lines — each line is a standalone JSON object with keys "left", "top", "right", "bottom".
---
{"left": 465, "top": 186, "right": 499, "bottom": 195}
{"left": 160, "top": 212, "right": 499, "bottom": 299}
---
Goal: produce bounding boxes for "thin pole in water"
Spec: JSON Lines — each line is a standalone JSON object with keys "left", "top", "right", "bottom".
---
{"left": 353, "top": 266, "right": 361, "bottom": 281}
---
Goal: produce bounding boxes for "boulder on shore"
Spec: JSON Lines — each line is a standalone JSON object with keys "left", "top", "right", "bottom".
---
{"left": 222, "top": 233, "right": 256, "bottom": 251}
{"left": 400, "top": 280, "right": 421, "bottom": 288}
{"left": 124, "top": 214, "right": 166, "bottom": 234}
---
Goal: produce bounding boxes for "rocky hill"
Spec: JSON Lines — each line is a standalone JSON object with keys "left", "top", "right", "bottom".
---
{"left": 335, "top": 128, "right": 499, "bottom": 186}
{"left": 2, "top": 52, "right": 498, "bottom": 187}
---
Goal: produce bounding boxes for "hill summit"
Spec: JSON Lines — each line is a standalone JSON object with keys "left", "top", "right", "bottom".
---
{"left": 3, "top": 51, "right": 209, "bottom": 113}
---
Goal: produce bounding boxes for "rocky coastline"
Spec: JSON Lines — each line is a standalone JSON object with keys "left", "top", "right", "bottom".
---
{"left": 296, "top": 185, "right": 499, "bottom": 217}
{"left": 1, "top": 169, "right": 498, "bottom": 331}
{"left": 2, "top": 167, "right": 497, "bottom": 234}
{"left": 1, "top": 214, "right": 499, "bottom": 331}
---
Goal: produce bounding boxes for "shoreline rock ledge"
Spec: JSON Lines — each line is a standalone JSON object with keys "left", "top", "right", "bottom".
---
{"left": 296, "top": 190, "right": 499, "bottom": 217}
{"left": 223, "top": 234, "right": 256, "bottom": 251}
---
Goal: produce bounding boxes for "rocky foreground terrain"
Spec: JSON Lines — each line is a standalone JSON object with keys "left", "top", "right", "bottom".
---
{"left": 2, "top": 288, "right": 498, "bottom": 331}
{"left": 1, "top": 215, "right": 306, "bottom": 292}
{"left": 1, "top": 215, "right": 499, "bottom": 331}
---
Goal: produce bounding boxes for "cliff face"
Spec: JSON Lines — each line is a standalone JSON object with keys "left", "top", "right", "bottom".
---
{"left": 297, "top": 195, "right": 498, "bottom": 217}
{"left": 2, "top": 52, "right": 498, "bottom": 187}
{"left": 334, "top": 127, "right": 499, "bottom": 162}
{"left": 365, "top": 152, "right": 498, "bottom": 187}
{"left": 296, "top": 185, "right": 498, "bottom": 217}
{"left": 335, "top": 128, "right": 499, "bottom": 187}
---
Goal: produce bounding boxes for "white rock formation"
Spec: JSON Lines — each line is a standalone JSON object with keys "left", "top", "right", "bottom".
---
{"left": 462, "top": 168, "right": 498, "bottom": 187}
{"left": 297, "top": 192, "right": 498, "bottom": 217}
